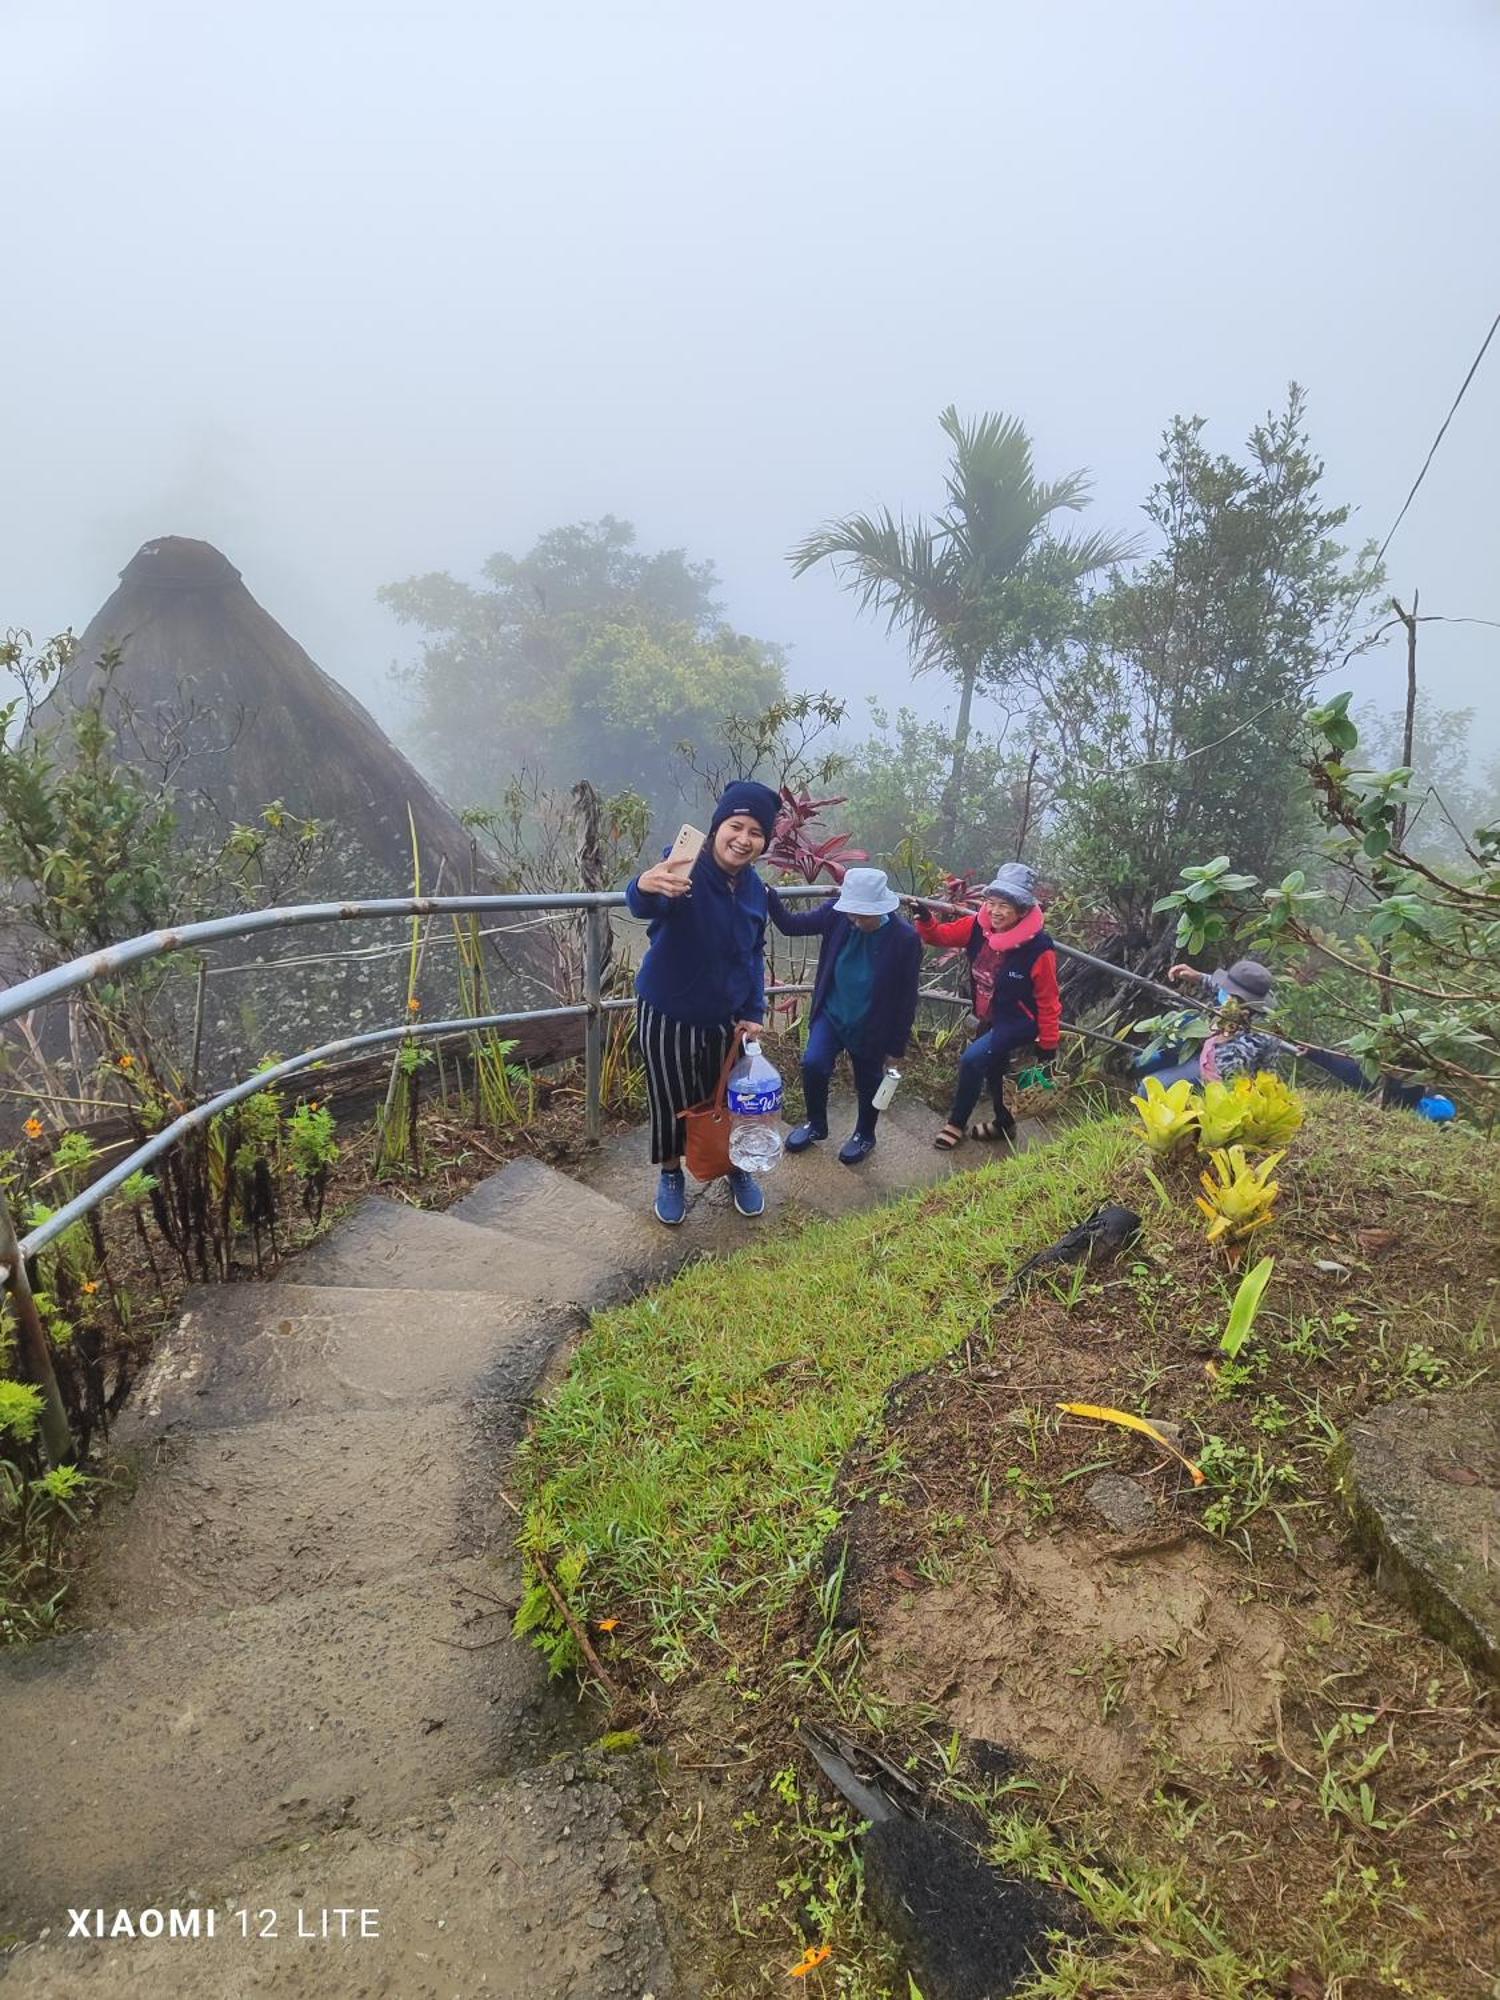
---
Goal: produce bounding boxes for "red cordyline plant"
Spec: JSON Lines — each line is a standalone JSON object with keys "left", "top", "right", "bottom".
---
{"left": 765, "top": 788, "right": 868, "bottom": 884}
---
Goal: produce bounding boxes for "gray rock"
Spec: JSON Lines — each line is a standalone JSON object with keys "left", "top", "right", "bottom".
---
{"left": 1334, "top": 1389, "right": 1500, "bottom": 1679}
{"left": 1084, "top": 1473, "right": 1158, "bottom": 1537}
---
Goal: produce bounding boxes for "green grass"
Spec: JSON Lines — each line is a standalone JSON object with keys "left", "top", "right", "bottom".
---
{"left": 518, "top": 1115, "right": 1136, "bottom": 1676}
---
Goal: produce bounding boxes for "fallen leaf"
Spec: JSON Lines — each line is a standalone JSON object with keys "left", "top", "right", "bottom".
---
{"left": 1057, "top": 1402, "right": 1205, "bottom": 1485}
{"left": 596, "top": 1618, "right": 620, "bottom": 1632}
{"left": 1425, "top": 1460, "right": 1485, "bottom": 1488}
{"left": 889, "top": 1565, "right": 922, "bottom": 1590}
{"left": 1355, "top": 1228, "right": 1399, "bottom": 1257}
{"left": 788, "top": 1944, "right": 831, "bottom": 1978}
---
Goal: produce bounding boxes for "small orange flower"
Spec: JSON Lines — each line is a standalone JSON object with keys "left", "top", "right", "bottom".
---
{"left": 407, "top": 996, "right": 422, "bottom": 1013}
{"left": 23, "top": 1115, "right": 45, "bottom": 1140}
{"left": 596, "top": 1618, "right": 619, "bottom": 1633}
{"left": 82, "top": 1279, "right": 100, "bottom": 1296}
{"left": 117, "top": 1052, "right": 135, "bottom": 1069}
{"left": 788, "top": 1945, "right": 831, "bottom": 1979}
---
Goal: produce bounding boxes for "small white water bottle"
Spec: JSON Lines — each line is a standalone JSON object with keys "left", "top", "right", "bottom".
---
{"left": 872, "top": 1065, "right": 901, "bottom": 1112}
{"left": 727, "top": 1040, "right": 784, "bottom": 1173}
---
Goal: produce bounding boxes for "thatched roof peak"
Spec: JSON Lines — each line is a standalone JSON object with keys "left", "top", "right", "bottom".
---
{"left": 119, "top": 537, "right": 242, "bottom": 591}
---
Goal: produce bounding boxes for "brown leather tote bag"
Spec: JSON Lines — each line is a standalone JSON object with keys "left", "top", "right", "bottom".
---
{"left": 682, "top": 1031, "right": 743, "bottom": 1183}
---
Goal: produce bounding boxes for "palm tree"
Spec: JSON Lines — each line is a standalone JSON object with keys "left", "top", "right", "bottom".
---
{"left": 791, "top": 407, "right": 1140, "bottom": 850}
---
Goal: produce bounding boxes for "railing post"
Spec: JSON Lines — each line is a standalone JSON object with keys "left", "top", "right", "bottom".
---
{"left": 0, "top": 1187, "right": 72, "bottom": 1468}
{"left": 583, "top": 905, "right": 605, "bottom": 1145}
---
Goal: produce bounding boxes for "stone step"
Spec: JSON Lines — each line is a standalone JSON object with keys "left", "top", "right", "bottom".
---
{"left": 450, "top": 1156, "right": 672, "bottom": 1292}
{"left": 289, "top": 1193, "right": 662, "bottom": 1308}
{"left": 448, "top": 1153, "right": 636, "bottom": 1235}
{"left": 1, "top": 1767, "right": 675, "bottom": 1995}
{"left": 1336, "top": 1388, "right": 1500, "bottom": 1680}
{"left": 68, "top": 1397, "right": 519, "bottom": 1632}
{"left": 120, "top": 1283, "right": 579, "bottom": 1435}
{"left": 0, "top": 1561, "right": 577, "bottom": 1932}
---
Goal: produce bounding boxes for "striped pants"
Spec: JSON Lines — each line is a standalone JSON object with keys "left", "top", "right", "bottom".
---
{"left": 636, "top": 998, "right": 736, "bottom": 1166}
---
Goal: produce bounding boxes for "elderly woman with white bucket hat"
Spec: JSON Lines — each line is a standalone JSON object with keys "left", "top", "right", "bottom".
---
{"left": 767, "top": 867, "right": 923, "bottom": 1165}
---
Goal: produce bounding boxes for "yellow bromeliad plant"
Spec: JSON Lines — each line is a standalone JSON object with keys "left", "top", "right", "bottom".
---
{"left": 1197, "top": 1078, "right": 1252, "bottom": 1150}
{"left": 1131, "top": 1075, "right": 1201, "bottom": 1156}
{"left": 1196, "top": 1145, "right": 1285, "bottom": 1249}
{"left": 1236, "top": 1071, "right": 1304, "bottom": 1148}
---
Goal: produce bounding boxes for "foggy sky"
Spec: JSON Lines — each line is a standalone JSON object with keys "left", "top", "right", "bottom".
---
{"left": 4, "top": 0, "right": 1497, "bottom": 773}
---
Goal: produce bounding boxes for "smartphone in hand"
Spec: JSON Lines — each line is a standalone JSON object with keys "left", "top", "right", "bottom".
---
{"left": 668, "top": 823, "right": 706, "bottom": 867}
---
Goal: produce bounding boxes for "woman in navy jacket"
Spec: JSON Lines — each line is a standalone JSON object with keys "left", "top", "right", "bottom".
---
{"left": 768, "top": 868, "right": 922, "bottom": 1165}
{"left": 626, "top": 781, "right": 780, "bottom": 1225}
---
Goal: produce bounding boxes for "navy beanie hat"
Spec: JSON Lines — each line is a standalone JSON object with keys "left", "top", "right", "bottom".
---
{"left": 709, "top": 781, "right": 781, "bottom": 844}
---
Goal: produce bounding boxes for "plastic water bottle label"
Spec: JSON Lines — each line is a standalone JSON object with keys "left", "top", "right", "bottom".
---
{"left": 727, "top": 1083, "right": 783, "bottom": 1116}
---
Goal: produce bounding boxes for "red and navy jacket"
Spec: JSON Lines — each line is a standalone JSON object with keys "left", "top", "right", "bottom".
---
{"left": 913, "top": 902, "right": 1062, "bottom": 1049}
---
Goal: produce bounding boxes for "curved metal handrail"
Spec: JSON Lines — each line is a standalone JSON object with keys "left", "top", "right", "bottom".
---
{"left": 0, "top": 881, "right": 1165, "bottom": 1462}
{"left": 0, "top": 892, "right": 625, "bottom": 1031}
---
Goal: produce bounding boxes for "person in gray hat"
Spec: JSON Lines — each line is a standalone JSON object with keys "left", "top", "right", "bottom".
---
{"left": 910, "top": 861, "right": 1061, "bottom": 1149}
{"left": 1166, "top": 957, "right": 1288, "bottom": 1082}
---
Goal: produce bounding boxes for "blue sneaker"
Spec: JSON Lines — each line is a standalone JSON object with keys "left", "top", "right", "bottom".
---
{"left": 838, "top": 1133, "right": 877, "bottom": 1167}
{"left": 727, "top": 1168, "right": 765, "bottom": 1217}
{"left": 785, "top": 1123, "right": 828, "bottom": 1154}
{"left": 654, "top": 1168, "right": 686, "bottom": 1227}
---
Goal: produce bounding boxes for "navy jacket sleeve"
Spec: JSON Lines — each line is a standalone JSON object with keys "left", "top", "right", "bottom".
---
{"left": 745, "top": 902, "right": 768, "bottom": 1024}
{"left": 626, "top": 874, "right": 684, "bottom": 921}
{"left": 884, "top": 923, "right": 923, "bottom": 1056}
{"left": 767, "top": 887, "right": 836, "bottom": 937}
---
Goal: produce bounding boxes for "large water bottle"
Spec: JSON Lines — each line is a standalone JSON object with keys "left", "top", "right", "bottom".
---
{"left": 727, "top": 1040, "right": 785, "bottom": 1173}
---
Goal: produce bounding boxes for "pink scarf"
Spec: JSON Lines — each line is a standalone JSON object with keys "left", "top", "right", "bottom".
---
{"left": 971, "top": 903, "right": 1044, "bottom": 1021}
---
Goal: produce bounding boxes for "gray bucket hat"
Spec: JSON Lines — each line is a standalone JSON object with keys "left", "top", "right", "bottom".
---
{"left": 982, "top": 861, "right": 1039, "bottom": 908}
{"left": 1210, "top": 958, "right": 1275, "bottom": 1010}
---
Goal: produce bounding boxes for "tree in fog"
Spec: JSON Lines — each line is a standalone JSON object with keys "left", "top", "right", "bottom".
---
{"left": 382, "top": 516, "right": 786, "bottom": 811}
{"left": 1040, "top": 388, "right": 1381, "bottom": 944}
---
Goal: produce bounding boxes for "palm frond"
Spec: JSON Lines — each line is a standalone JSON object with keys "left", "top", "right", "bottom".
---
{"left": 789, "top": 511, "right": 960, "bottom": 666}
{"left": 790, "top": 406, "right": 1140, "bottom": 680}
{"left": 1031, "top": 469, "right": 1094, "bottom": 517}
{"left": 1047, "top": 525, "right": 1147, "bottom": 577}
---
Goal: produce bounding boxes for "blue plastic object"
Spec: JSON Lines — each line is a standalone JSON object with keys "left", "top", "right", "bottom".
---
{"left": 1416, "top": 1094, "right": 1457, "bottom": 1124}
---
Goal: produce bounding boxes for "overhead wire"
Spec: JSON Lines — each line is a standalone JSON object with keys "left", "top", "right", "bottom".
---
{"left": 1372, "top": 307, "right": 1500, "bottom": 575}
{"left": 1324, "top": 305, "right": 1500, "bottom": 675}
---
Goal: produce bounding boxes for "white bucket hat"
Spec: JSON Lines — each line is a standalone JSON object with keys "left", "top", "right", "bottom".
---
{"left": 833, "top": 867, "right": 901, "bottom": 917}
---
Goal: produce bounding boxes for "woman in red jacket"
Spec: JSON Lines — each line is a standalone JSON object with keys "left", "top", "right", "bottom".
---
{"left": 911, "top": 862, "right": 1062, "bottom": 1150}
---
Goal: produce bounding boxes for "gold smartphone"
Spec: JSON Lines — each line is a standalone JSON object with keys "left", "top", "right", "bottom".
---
{"left": 667, "top": 823, "right": 706, "bottom": 866}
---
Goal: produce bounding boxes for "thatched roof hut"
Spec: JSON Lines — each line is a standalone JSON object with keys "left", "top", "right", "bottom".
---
{"left": 55, "top": 536, "right": 487, "bottom": 893}
{"left": 7, "top": 538, "right": 555, "bottom": 1091}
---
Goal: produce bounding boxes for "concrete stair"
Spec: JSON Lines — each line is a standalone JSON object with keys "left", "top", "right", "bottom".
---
{"left": 0, "top": 1157, "right": 671, "bottom": 1990}
{"left": 0, "top": 1122, "right": 986, "bottom": 1993}
{"left": 289, "top": 1165, "right": 668, "bottom": 1307}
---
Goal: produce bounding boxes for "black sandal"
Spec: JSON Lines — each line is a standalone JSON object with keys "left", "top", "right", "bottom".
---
{"left": 970, "top": 1116, "right": 1017, "bottom": 1144}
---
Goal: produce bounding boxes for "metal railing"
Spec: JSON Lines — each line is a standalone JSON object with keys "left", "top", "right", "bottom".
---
{"left": 0, "top": 885, "right": 1168, "bottom": 1462}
